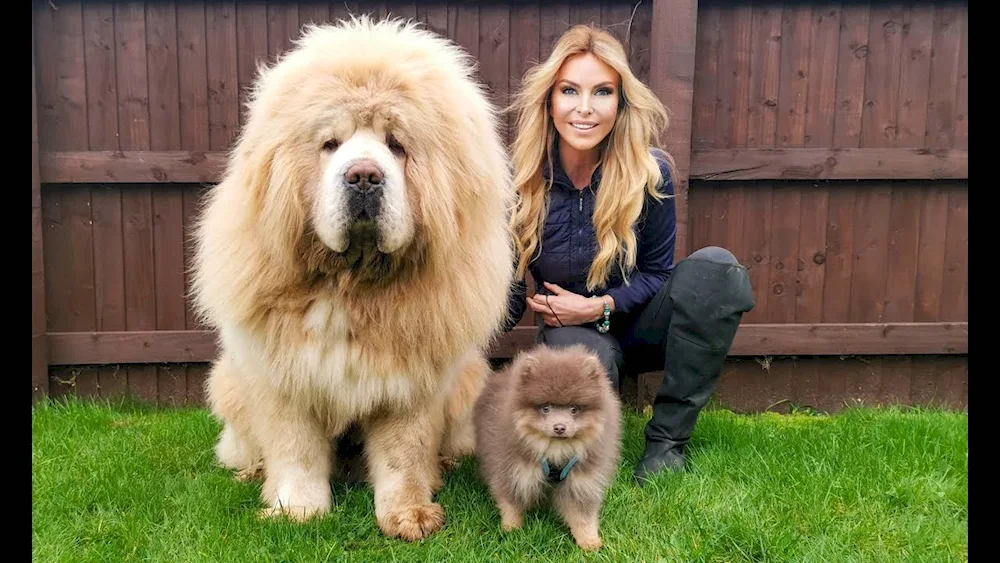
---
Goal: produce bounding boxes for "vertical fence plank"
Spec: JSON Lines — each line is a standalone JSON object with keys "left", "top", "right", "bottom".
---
{"left": 599, "top": 0, "right": 630, "bottom": 48}
{"left": 769, "top": 4, "right": 811, "bottom": 323}
{"left": 953, "top": 6, "right": 967, "bottom": 149}
{"left": 83, "top": 1, "right": 127, "bottom": 399}
{"left": 939, "top": 185, "right": 968, "bottom": 321}
{"left": 509, "top": 1, "right": 540, "bottom": 148}
{"left": 179, "top": 0, "right": 213, "bottom": 404}
{"left": 862, "top": 2, "right": 904, "bottom": 147}
{"left": 742, "top": 4, "right": 781, "bottom": 322}
{"left": 626, "top": 0, "right": 652, "bottom": 87}
{"left": 147, "top": 2, "right": 188, "bottom": 405}
{"left": 538, "top": 2, "right": 569, "bottom": 61}
{"left": 849, "top": 1, "right": 902, "bottom": 332}
{"left": 32, "top": 22, "right": 48, "bottom": 401}
{"left": 478, "top": 4, "right": 510, "bottom": 143}
{"left": 207, "top": 2, "right": 239, "bottom": 152}
{"left": 895, "top": 1, "right": 933, "bottom": 148}
{"left": 650, "top": 0, "right": 697, "bottom": 258}
{"left": 569, "top": 0, "right": 601, "bottom": 27}
{"left": 237, "top": 2, "right": 269, "bottom": 129}
{"left": 715, "top": 3, "right": 751, "bottom": 151}
{"left": 691, "top": 3, "right": 719, "bottom": 152}
{"left": 883, "top": 185, "right": 922, "bottom": 322}
{"left": 832, "top": 1, "right": 870, "bottom": 148}
{"left": 804, "top": 3, "right": 840, "bottom": 148}
{"left": 416, "top": 1, "right": 446, "bottom": 37}
{"left": 883, "top": 0, "right": 933, "bottom": 335}
{"left": 822, "top": 184, "right": 856, "bottom": 323}
{"left": 450, "top": 2, "right": 479, "bottom": 62}
{"left": 204, "top": 0, "right": 239, "bottom": 393}
{"left": 747, "top": 3, "right": 781, "bottom": 149}
{"left": 824, "top": 3, "right": 869, "bottom": 321}
{"left": 914, "top": 185, "right": 948, "bottom": 321}
{"left": 849, "top": 185, "right": 892, "bottom": 322}
{"left": 268, "top": 1, "right": 300, "bottom": 58}
{"left": 178, "top": 0, "right": 210, "bottom": 341}
{"left": 115, "top": 1, "right": 157, "bottom": 402}
{"left": 300, "top": 1, "right": 331, "bottom": 26}
{"left": 777, "top": 4, "right": 811, "bottom": 148}
{"left": 710, "top": 3, "right": 745, "bottom": 262}
{"left": 37, "top": 0, "right": 95, "bottom": 399}
{"left": 385, "top": 1, "right": 416, "bottom": 21}
{"left": 796, "top": 3, "right": 839, "bottom": 323}
{"left": 925, "top": 2, "right": 962, "bottom": 148}
{"left": 506, "top": 1, "right": 541, "bottom": 324}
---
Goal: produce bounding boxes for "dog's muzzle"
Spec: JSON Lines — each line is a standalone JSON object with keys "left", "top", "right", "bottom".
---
{"left": 344, "top": 159, "right": 384, "bottom": 223}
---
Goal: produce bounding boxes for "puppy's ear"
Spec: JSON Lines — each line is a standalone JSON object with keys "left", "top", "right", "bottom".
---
{"left": 511, "top": 351, "right": 539, "bottom": 384}
{"left": 581, "top": 353, "right": 607, "bottom": 383}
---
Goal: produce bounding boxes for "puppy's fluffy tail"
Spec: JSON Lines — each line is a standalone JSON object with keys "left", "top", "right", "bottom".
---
{"left": 439, "top": 349, "right": 491, "bottom": 462}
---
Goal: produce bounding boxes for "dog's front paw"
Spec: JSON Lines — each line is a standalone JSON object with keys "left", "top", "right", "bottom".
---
{"left": 439, "top": 455, "right": 460, "bottom": 472}
{"left": 235, "top": 461, "right": 265, "bottom": 482}
{"left": 500, "top": 511, "right": 524, "bottom": 532}
{"left": 574, "top": 535, "right": 603, "bottom": 551}
{"left": 378, "top": 502, "right": 445, "bottom": 541}
{"left": 257, "top": 502, "right": 327, "bottom": 523}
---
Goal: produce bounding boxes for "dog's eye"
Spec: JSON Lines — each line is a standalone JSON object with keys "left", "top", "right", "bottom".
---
{"left": 387, "top": 134, "right": 406, "bottom": 156}
{"left": 322, "top": 139, "right": 340, "bottom": 152}
{"left": 541, "top": 405, "right": 550, "bottom": 414}
{"left": 570, "top": 406, "right": 578, "bottom": 415}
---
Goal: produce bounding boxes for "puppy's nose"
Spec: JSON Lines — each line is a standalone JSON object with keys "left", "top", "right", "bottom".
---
{"left": 344, "top": 160, "right": 385, "bottom": 194}
{"left": 553, "top": 424, "right": 566, "bottom": 435}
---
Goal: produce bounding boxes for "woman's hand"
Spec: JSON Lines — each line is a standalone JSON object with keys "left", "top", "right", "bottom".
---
{"left": 527, "top": 282, "right": 612, "bottom": 327}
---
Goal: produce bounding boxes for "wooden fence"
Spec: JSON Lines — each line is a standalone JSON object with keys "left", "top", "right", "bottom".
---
{"left": 31, "top": 0, "right": 968, "bottom": 412}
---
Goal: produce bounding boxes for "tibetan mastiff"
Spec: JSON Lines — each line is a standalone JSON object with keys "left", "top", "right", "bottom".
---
{"left": 190, "top": 16, "right": 514, "bottom": 541}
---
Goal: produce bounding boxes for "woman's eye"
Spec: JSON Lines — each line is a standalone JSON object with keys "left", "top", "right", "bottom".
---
{"left": 561, "top": 87, "right": 576, "bottom": 95}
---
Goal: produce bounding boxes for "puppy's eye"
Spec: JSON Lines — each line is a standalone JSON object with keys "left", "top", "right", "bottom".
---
{"left": 387, "top": 134, "right": 406, "bottom": 156}
{"left": 570, "top": 406, "right": 579, "bottom": 415}
{"left": 541, "top": 405, "right": 550, "bottom": 414}
{"left": 322, "top": 139, "right": 340, "bottom": 152}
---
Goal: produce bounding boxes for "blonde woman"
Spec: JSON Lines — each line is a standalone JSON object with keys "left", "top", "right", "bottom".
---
{"left": 503, "top": 25, "right": 754, "bottom": 483}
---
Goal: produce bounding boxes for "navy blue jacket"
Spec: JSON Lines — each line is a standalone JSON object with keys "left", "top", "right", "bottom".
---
{"left": 504, "top": 148, "right": 677, "bottom": 331}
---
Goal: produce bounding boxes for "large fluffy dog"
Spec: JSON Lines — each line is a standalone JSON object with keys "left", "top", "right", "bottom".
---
{"left": 190, "top": 17, "right": 514, "bottom": 541}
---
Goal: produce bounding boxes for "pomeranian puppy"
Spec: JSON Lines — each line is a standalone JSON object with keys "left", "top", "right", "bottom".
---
{"left": 473, "top": 343, "right": 622, "bottom": 551}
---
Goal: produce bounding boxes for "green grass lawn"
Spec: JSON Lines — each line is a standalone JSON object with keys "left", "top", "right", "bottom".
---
{"left": 32, "top": 397, "right": 967, "bottom": 562}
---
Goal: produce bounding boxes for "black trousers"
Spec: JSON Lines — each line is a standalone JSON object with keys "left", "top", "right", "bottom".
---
{"left": 535, "top": 246, "right": 755, "bottom": 446}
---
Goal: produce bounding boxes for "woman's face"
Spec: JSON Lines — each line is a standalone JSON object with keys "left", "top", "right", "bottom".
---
{"left": 550, "top": 52, "right": 620, "bottom": 154}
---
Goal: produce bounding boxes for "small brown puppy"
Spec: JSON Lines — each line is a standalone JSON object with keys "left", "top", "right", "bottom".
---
{"left": 473, "top": 343, "right": 622, "bottom": 551}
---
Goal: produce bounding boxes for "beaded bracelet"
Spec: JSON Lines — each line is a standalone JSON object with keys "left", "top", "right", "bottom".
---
{"left": 595, "top": 297, "right": 611, "bottom": 334}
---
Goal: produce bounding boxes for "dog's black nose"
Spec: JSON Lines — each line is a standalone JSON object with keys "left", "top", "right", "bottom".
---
{"left": 553, "top": 424, "right": 565, "bottom": 435}
{"left": 344, "top": 160, "right": 385, "bottom": 194}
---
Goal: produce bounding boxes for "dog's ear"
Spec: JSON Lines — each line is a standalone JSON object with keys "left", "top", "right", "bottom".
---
{"left": 581, "top": 352, "right": 607, "bottom": 383}
{"left": 511, "top": 351, "right": 539, "bottom": 384}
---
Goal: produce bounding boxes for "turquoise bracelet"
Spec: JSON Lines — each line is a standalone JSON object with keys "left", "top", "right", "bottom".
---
{"left": 595, "top": 298, "right": 611, "bottom": 334}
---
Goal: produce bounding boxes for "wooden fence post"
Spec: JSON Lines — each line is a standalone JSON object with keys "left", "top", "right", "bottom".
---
{"left": 650, "top": 0, "right": 699, "bottom": 259}
{"left": 32, "top": 27, "right": 48, "bottom": 402}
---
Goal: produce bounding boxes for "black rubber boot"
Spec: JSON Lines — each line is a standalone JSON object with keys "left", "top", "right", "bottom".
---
{"left": 634, "top": 247, "right": 754, "bottom": 484}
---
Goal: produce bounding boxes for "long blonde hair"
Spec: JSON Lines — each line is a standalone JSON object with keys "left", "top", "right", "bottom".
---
{"left": 508, "top": 24, "right": 674, "bottom": 291}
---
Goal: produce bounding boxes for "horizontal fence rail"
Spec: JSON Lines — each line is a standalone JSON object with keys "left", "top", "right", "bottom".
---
{"left": 689, "top": 148, "right": 968, "bottom": 181}
{"left": 40, "top": 148, "right": 970, "bottom": 184}
{"left": 47, "top": 322, "right": 968, "bottom": 366}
